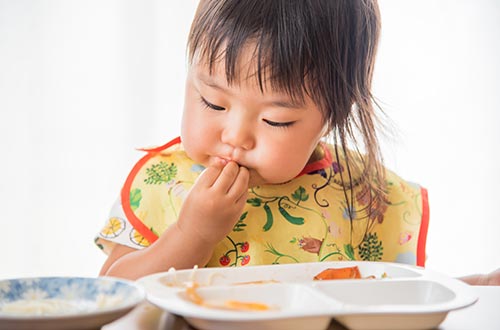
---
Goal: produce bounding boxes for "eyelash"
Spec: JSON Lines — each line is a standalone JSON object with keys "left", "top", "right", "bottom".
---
{"left": 263, "top": 119, "right": 295, "bottom": 128}
{"left": 200, "top": 96, "right": 225, "bottom": 111}
{"left": 199, "top": 96, "right": 295, "bottom": 128}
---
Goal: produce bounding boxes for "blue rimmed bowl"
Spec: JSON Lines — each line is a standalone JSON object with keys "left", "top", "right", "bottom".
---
{"left": 0, "top": 276, "right": 145, "bottom": 330}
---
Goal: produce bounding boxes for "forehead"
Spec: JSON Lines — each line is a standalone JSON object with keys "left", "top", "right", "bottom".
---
{"left": 192, "top": 43, "right": 262, "bottom": 85}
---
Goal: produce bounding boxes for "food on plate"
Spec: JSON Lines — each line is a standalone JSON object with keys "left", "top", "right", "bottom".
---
{"left": 160, "top": 266, "right": 278, "bottom": 288}
{"left": 0, "top": 294, "right": 124, "bottom": 316}
{"left": 185, "top": 282, "right": 204, "bottom": 305}
{"left": 163, "top": 264, "right": 389, "bottom": 313}
{"left": 313, "top": 266, "right": 389, "bottom": 280}
{"left": 0, "top": 299, "right": 89, "bottom": 315}
{"left": 184, "top": 282, "right": 272, "bottom": 311}
{"left": 313, "top": 266, "right": 362, "bottom": 280}
{"left": 224, "top": 300, "right": 270, "bottom": 311}
{"left": 160, "top": 265, "right": 220, "bottom": 288}
{"left": 160, "top": 267, "right": 274, "bottom": 312}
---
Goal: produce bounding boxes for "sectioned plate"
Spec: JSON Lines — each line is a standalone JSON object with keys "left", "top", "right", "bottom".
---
{"left": 137, "top": 261, "right": 478, "bottom": 330}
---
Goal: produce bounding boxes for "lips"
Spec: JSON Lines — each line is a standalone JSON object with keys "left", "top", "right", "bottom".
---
{"left": 214, "top": 155, "right": 242, "bottom": 167}
{"left": 207, "top": 156, "right": 233, "bottom": 168}
{"left": 218, "top": 157, "right": 230, "bottom": 165}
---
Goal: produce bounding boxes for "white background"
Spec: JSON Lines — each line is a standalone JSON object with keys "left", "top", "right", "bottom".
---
{"left": 0, "top": 0, "right": 498, "bottom": 280}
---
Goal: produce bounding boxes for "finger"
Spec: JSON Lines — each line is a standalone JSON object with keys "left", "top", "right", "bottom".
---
{"left": 211, "top": 161, "right": 239, "bottom": 192}
{"left": 235, "top": 189, "right": 248, "bottom": 207}
{"left": 228, "top": 166, "right": 250, "bottom": 200}
{"left": 195, "top": 165, "right": 223, "bottom": 187}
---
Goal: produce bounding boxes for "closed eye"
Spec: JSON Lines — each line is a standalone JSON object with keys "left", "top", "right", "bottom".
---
{"left": 200, "top": 96, "right": 225, "bottom": 111}
{"left": 263, "top": 119, "right": 295, "bottom": 128}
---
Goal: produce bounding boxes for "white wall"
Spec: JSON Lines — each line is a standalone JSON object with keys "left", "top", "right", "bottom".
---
{"left": 374, "top": 0, "right": 500, "bottom": 277}
{"left": 0, "top": 0, "right": 498, "bottom": 279}
{"left": 0, "top": 0, "right": 197, "bottom": 279}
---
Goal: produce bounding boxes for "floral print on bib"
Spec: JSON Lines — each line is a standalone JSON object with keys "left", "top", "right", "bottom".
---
{"left": 96, "top": 137, "right": 429, "bottom": 267}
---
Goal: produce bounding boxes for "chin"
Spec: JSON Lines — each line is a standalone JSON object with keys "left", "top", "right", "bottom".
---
{"left": 247, "top": 172, "right": 267, "bottom": 188}
{"left": 247, "top": 172, "right": 293, "bottom": 188}
{"left": 247, "top": 177, "right": 262, "bottom": 189}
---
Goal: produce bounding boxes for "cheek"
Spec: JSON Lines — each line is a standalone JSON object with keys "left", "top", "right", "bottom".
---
{"left": 257, "top": 121, "right": 325, "bottom": 181}
{"left": 181, "top": 104, "right": 212, "bottom": 160}
{"left": 180, "top": 108, "right": 195, "bottom": 145}
{"left": 254, "top": 141, "right": 311, "bottom": 182}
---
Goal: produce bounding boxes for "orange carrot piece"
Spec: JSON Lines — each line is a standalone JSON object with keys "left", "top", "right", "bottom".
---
{"left": 313, "top": 266, "right": 362, "bottom": 280}
{"left": 224, "top": 300, "right": 270, "bottom": 311}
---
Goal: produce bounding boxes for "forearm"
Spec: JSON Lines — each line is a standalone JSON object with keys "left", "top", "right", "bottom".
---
{"left": 103, "top": 223, "right": 215, "bottom": 280}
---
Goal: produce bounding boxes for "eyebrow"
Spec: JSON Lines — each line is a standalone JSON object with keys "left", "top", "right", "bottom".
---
{"left": 197, "top": 73, "right": 305, "bottom": 109}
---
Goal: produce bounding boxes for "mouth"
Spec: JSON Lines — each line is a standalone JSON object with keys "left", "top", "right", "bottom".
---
{"left": 215, "top": 156, "right": 230, "bottom": 165}
{"left": 215, "top": 153, "right": 249, "bottom": 165}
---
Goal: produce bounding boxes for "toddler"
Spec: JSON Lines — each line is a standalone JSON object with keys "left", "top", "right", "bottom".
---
{"left": 95, "top": 0, "right": 498, "bottom": 285}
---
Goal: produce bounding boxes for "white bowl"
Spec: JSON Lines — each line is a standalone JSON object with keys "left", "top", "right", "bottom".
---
{"left": 0, "top": 276, "right": 145, "bottom": 330}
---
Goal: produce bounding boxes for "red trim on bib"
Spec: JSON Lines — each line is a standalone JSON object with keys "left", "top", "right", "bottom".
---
{"left": 136, "top": 136, "right": 181, "bottom": 153}
{"left": 416, "top": 187, "right": 429, "bottom": 267}
{"left": 297, "top": 143, "right": 332, "bottom": 176}
{"left": 121, "top": 137, "right": 182, "bottom": 244}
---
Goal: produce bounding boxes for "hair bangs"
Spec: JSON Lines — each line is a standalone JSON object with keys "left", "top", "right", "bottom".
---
{"left": 187, "top": 0, "right": 316, "bottom": 106}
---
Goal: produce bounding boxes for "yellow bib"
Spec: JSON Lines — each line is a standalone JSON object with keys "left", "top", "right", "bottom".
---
{"left": 96, "top": 137, "right": 429, "bottom": 267}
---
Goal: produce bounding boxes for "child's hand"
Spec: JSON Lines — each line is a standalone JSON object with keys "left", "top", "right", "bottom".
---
{"left": 176, "top": 161, "right": 249, "bottom": 247}
{"left": 460, "top": 267, "right": 500, "bottom": 286}
{"left": 484, "top": 268, "right": 500, "bottom": 286}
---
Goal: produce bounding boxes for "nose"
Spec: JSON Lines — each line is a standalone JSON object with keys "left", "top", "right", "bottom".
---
{"left": 220, "top": 111, "right": 255, "bottom": 151}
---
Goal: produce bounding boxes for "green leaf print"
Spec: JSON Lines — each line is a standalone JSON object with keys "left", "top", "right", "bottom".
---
{"left": 278, "top": 206, "right": 304, "bottom": 225}
{"left": 265, "top": 243, "right": 300, "bottom": 264}
{"left": 291, "top": 186, "right": 309, "bottom": 202}
{"left": 262, "top": 204, "right": 274, "bottom": 231}
{"left": 247, "top": 198, "right": 262, "bottom": 207}
{"left": 233, "top": 211, "right": 248, "bottom": 232}
{"left": 129, "top": 188, "right": 142, "bottom": 211}
{"left": 344, "top": 244, "right": 355, "bottom": 260}
{"left": 144, "top": 161, "right": 177, "bottom": 185}
{"left": 359, "top": 233, "right": 383, "bottom": 261}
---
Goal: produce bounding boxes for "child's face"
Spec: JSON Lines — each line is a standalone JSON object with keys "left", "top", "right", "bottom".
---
{"left": 181, "top": 53, "right": 327, "bottom": 188}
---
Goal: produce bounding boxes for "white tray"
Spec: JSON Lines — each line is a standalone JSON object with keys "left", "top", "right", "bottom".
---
{"left": 137, "top": 261, "right": 478, "bottom": 330}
